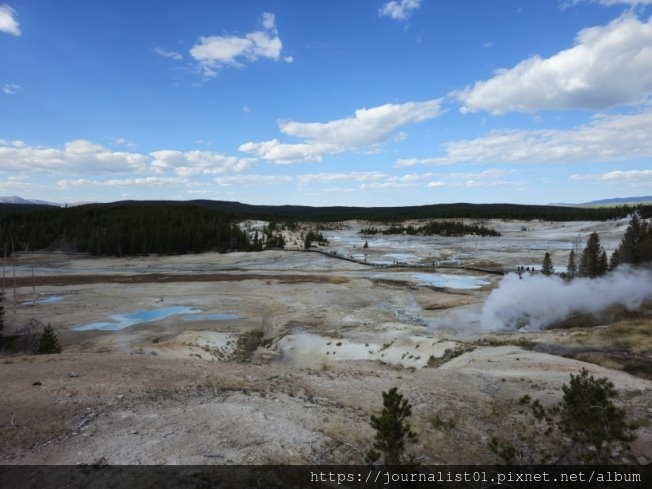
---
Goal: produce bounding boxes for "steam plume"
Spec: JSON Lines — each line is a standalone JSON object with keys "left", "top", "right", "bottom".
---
{"left": 480, "top": 267, "right": 652, "bottom": 331}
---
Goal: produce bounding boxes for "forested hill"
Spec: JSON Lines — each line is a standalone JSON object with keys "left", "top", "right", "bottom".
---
{"left": 1, "top": 200, "right": 650, "bottom": 256}
{"left": 0, "top": 204, "right": 253, "bottom": 256}
{"left": 23, "top": 199, "right": 647, "bottom": 221}
{"left": 132, "top": 199, "right": 652, "bottom": 221}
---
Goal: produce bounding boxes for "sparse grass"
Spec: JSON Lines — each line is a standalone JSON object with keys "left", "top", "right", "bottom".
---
{"left": 321, "top": 420, "right": 370, "bottom": 449}
{"left": 472, "top": 336, "right": 536, "bottom": 349}
{"left": 426, "top": 345, "right": 475, "bottom": 367}
{"left": 547, "top": 318, "right": 652, "bottom": 379}
{"left": 231, "top": 329, "right": 264, "bottom": 363}
{"left": 429, "top": 411, "right": 457, "bottom": 431}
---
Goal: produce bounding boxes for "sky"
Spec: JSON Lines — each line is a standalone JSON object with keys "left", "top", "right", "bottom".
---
{"left": 1, "top": 0, "right": 652, "bottom": 207}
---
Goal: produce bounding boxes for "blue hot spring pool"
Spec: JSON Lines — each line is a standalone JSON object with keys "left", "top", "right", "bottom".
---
{"left": 74, "top": 306, "right": 237, "bottom": 331}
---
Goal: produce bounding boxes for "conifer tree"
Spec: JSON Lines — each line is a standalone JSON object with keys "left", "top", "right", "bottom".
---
{"left": 598, "top": 250, "right": 608, "bottom": 276}
{"left": 567, "top": 249, "right": 577, "bottom": 279}
{"left": 559, "top": 368, "right": 635, "bottom": 464}
{"left": 33, "top": 324, "right": 62, "bottom": 354}
{"left": 579, "top": 232, "right": 607, "bottom": 278}
{"left": 616, "top": 213, "right": 652, "bottom": 265}
{"left": 488, "top": 368, "right": 636, "bottom": 465}
{"left": 541, "top": 252, "right": 554, "bottom": 276}
{"left": 609, "top": 249, "right": 620, "bottom": 271}
{"left": 618, "top": 213, "right": 643, "bottom": 264}
{"left": 367, "top": 387, "right": 418, "bottom": 465}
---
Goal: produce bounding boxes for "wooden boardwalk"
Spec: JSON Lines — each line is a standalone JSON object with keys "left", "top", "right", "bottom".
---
{"left": 287, "top": 247, "right": 507, "bottom": 276}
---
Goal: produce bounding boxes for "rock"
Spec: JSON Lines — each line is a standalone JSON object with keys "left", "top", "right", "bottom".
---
{"left": 68, "top": 371, "right": 79, "bottom": 378}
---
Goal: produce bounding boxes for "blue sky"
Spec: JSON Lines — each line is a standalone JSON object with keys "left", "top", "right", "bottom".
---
{"left": 1, "top": 0, "right": 652, "bottom": 206}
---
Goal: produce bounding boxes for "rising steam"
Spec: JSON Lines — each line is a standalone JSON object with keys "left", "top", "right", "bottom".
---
{"left": 480, "top": 266, "right": 652, "bottom": 331}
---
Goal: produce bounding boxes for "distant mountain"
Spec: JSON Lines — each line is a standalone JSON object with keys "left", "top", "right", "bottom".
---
{"left": 550, "top": 196, "right": 652, "bottom": 206}
{"left": 0, "top": 195, "right": 59, "bottom": 206}
{"left": 581, "top": 196, "right": 652, "bottom": 205}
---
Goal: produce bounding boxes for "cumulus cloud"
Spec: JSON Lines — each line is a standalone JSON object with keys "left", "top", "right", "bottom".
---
{"left": 0, "top": 4, "right": 20, "bottom": 36}
{"left": 571, "top": 169, "right": 652, "bottom": 185}
{"left": 360, "top": 181, "right": 413, "bottom": 190}
{"left": 379, "top": 0, "right": 421, "bottom": 20}
{"left": 396, "top": 109, "right": 652, "bottom": 166}
{"left": 57, "top": 177, "right": 190, "bottom": 188}
{"left": 149, "top": 149, "right": 255, "bottom": 176}
{"left": 215, "top": 174, "right": 292, "bottom": 186}
{"left": 153, "top": 47, "right": 183, "bottom": 60}
{"left": 189, "top": 12, "right": 289, "bottom": 77}
{"left": 105, "top": 176, "right": 189, "bottom": 186}
{"left": 2, "top": 83, "right": 21, "bottom": 95}
{"left": 57, "top": 178, "right": 102, "bottom": 189}
{"left": 427, "top": 181, "right": 446, "bottom": 187}
{"left": 297, "top": 171, "right": 387, "bottom": 185}
{"left": 0, "top": 139, "right": 148, "bottom": 173}
{"left": 422, "top": 170, "right": 517, "bottom": 189}
{"left": 0, "top": 139, "right": 255, "bottom": 178}
{"left": 358, "top": 172, "right": 436, "bottom": 189}
{"left": 457, "top": 15, "right": 652, "bottom": 113}
{"left": 239, "top": 99, "right": 442, "bottom": 164}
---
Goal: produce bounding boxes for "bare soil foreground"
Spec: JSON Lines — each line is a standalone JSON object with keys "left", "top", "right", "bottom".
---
{"left": 1, "top": 220, "right": 651, "bottom": 465}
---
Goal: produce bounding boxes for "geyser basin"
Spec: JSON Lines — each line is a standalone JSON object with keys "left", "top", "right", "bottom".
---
{"left": 74, "top": 306, "right": 237, "bottom": 331}
{"left": 412, "top": 273, "right": 490, "bottom": 289}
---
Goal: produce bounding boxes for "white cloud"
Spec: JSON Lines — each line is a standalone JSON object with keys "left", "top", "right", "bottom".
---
{"left": 397, "top": 109, "right": 652, "bottom": 166}
{"left": 357, "top": 172, "right": 436, "bottom": 189}
{"left": 379, "top": 0, "right": 421, "bottom": 20}
{"left": 322, "top": 187, "right": 356, "bottom": 193}
{"left": 261, "top": 12, "right": 275, "bottom": 30}
{"left": 2, "top": 83, "right": 21, "bottom": 95}
{"left": 149, "top": 149, "right": 255, "bottom": 176}
{"left": 57, "top": 176, "right": 191, "bottom": 188}
{"left": 109, "top": 136, "right": 136, "bottom": 148}
{"left": 0, "top": 4, "right": 20, "bottom": 36}
{"left": 215, "top": 174, "right": 292, "bottom": 186}
{"left": 153, "top": 47, "right": 183, "bottom": 60}
{"left": 0, "top": 139, "right": 148, "bottom": 173}
{"left": 189, "top": 12, "right": 288, "bottom": 77}
{"left": 386, "top": 172, "right": 433, "bottom": 183}
{"left": 105, "top": 176, "right": 189, "bottom": 186}
{"left": 240, "top": 99, "right": 442, "bottom": 163}
{"left": 57, "top": 178, "right": 102, "bottom": 189}
{"left": 0, "top": 139, "right": 254, "bottom": 177}
{"left": 571, "top": 169, "right": 652, "bottom": 185}
{"left": 457, "top": 15, "right": 652, "bottom": 113}
{"left": 0, "top": 175, "right": 47, "bottom": 192}
{"left": 360, "top": 181, "right": 414, "bottom": 189}
{"left": 297, "top": 171, "right": 387, "bottom": 185}
{"left": 424, "top": 170, "right": 517, "bottom": 189}
{"left": 427, "top": 181, "right": 446, "bottom": 188}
